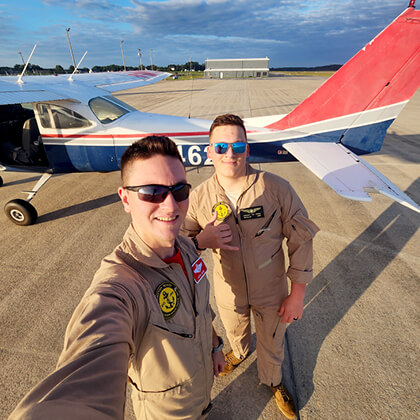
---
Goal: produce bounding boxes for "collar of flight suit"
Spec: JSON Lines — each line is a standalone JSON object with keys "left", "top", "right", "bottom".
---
{"left": 122, "top": 223, "right": 189, "bottom": 269}
{"left": 213, "top": 164, "right": 259, "bottom": 202}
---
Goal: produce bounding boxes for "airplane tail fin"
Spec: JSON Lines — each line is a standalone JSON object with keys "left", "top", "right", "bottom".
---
{"left": 266, "top": 3, "right": 420, "bottom": 154}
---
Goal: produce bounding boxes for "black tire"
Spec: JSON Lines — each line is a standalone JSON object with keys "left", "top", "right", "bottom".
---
{"left": 0, "top": 176, "right": 3, "bottom": 187}
{"left": 4, "top": 199, "right": 38, "bottom": 226}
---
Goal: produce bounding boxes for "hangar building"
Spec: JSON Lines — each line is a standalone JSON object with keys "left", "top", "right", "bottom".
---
{"left": 204, "top": 58, "right": 269, "bottom": 79}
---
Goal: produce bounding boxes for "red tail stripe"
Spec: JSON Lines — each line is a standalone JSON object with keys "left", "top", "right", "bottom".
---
{"left": 267, "top": 7, "right": 420, "bottom": 130}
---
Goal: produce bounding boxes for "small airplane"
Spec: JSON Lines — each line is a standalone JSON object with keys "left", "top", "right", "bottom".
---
{"left": 0, "top": 1, "right": 419, "bottom": 225}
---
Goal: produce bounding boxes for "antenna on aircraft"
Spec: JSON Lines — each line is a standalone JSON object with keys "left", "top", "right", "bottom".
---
{"left": 65, "top": 28, "right": 77, "bottom": 71}
{"left": 120, "top": 40, "right": 126, "bottom": 71}
{"left": 68, "top": 51, "right": 88, "bottom": 81}
{"left": 17, "top": 44, "right": 37, "bottom": 84}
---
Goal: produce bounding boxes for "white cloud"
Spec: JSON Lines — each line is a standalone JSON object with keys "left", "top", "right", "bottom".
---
{"left": 0, "top": 0, "right": 410, "bottom": 67}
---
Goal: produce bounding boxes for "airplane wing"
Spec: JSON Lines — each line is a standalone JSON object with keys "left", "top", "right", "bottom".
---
{"left": 283, "top": 141, "right": 420, "bottom": 213}
{"left": 0, "top": 70, "right": 171, "bottom": 105}
{"left": 0, "top": 79, "right": 71, "bottom": 105}
{"left": 68, "top": 70, "right": 171, "bottom": 92}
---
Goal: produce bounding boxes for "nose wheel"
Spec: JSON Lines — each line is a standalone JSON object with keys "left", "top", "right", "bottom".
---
{"left": 4, "top": 199, "right": 38, "bottom": 226}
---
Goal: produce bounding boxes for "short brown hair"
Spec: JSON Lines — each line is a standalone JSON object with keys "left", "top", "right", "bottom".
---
{"left": 209, "top": 114, "right": 247, "bottom": 141}
{"left": 121, "top": 135, "right": 183, "bottom": 184}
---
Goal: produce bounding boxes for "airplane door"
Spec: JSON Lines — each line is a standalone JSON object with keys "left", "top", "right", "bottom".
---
{"left": 35, "top": 103, "right": 119, "bottom": 172}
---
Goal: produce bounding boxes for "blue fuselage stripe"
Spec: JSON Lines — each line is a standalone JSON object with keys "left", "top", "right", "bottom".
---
{"left": 41, "top": 119, "right": 393, "bottom": 172}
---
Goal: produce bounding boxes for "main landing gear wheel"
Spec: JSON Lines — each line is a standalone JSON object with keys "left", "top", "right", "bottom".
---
{"left": 0, "top": 176, "right": 3, "bottom": 187}
{"left": 4, "top": 199, "right": 38, "bottom": 226}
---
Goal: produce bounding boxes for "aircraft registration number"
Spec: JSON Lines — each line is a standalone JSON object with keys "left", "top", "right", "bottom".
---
{"left": 177, "top": 145, "right": 212, "bottom": 166}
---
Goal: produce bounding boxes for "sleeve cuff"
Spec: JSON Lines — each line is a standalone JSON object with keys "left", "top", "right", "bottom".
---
{"left": 287, "top": 267, "right": 313, "bottom": 284}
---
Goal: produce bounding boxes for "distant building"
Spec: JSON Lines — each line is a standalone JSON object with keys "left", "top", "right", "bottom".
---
{"left": 204, "top": 58, "right": 269, "bottom": 79}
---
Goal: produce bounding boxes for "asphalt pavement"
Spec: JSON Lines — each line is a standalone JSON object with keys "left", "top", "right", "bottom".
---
{"left": 1, "top": 77, "right": 419, "bottom": 419}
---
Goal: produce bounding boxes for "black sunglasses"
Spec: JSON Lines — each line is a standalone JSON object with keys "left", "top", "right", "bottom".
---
{"left": 210, "top": 142, "right": 247, "bottom": 154}
{"left": 124, "top": 183, "right": 191, "bottom": 203}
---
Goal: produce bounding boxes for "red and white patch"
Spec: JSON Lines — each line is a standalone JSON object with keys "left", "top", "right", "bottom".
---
{"left": 192, "top": 257, "right": 207, "bottom": 284}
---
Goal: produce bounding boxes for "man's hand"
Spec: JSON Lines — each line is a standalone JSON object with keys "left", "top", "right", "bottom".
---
{"left": 212, "top": 350, "right": 225, "bottom": 377}
{"left": 278, "top": 282, "right": 306, "bottom": 323}
{"left": 196, "top": 212, "right": 239, "bottom": 251}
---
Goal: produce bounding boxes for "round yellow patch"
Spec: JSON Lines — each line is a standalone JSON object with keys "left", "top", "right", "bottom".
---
{"left": 155, "top": 281, "right": 180, "bottom": 320}
{"left": 212, "top": 201, "right": 232, "bottom": 221}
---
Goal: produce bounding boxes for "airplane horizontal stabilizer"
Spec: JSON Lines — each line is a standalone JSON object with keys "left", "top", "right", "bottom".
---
{"left": 283, "top": 142, "right": 420, "bottom": 213}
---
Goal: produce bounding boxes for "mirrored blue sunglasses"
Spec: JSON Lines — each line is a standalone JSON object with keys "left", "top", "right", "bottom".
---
{"left": 210, "top": 142, "right": 247, "bottom": 154}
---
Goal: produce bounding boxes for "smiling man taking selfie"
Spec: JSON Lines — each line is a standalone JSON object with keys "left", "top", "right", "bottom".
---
{"left": 10, "top": 136, "right": 224, "bottom": 420}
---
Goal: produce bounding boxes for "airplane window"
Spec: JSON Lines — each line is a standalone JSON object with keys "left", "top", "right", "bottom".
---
{"left": 36, "top": 104, "right": 91, "bottom": 129}
{"left": 89, "top": 97, "right": 131, "bottom": 124}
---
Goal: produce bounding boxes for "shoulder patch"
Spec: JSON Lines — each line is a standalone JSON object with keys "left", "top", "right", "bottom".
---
{"left": 192, "top": 256, "right": 207, "bottom": 284}
{"left": 155, "top": 281, "right": 180, "bottom": 319}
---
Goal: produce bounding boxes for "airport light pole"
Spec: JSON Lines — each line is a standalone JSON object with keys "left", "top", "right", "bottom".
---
{"left": 150, "top": 48, "right": 153, "bottom": 71}
{"left": 138, "top": 48, "right": 143, "bottom": 70}
{"left": 18, "top": 51, "right": 25, "bottom": 65}
{"left": 120, "top": 40, "right": 126, "bottom": 71}
{"left": 65, "top": 28, "right": 77, "bottom": 71}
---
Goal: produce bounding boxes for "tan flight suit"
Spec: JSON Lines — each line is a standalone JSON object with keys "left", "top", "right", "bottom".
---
{"left": 181, "top": 165, "right": 319, "bottom": 386}
{"left": 9, "top": 225, "right": 214, "bottom": 420}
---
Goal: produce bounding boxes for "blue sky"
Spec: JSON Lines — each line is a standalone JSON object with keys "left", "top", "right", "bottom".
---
{"left": 0, "top": 0, "right": 411, "bottom": 69}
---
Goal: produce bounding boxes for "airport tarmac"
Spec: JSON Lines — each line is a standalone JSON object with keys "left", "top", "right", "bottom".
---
{"left": 1, "top": 77, "right": 419, "bottom": 419}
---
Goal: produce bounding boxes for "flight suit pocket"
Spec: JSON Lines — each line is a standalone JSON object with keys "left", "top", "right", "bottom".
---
{"left": 131, "top": 369, "right": 211, "bottom": 420}
{"left": 149, "top": 310, "right": 194, "bottom": 338}
{"left": 285, "top": 213, "right": 319, "bottom": 242}
{"left": 135, "top": 322, "right": 199, "bottom": 393}
{"left": 251, "top": 207, "right": 284, "bottom": 270}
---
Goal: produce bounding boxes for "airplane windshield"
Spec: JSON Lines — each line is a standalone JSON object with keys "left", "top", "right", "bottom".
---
{"left": 89, "top": 97, "right": 132, "bottom": 124}
{"left": 105, "top": 95, "right": 137, "bottom": 112}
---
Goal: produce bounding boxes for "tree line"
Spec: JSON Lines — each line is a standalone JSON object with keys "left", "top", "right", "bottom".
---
{"left": 0, "top": 61, "right": 205, "bottom": 76}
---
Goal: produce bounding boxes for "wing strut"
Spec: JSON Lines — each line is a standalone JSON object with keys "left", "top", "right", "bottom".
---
{"left": 17, "top": 44, "right": 37, "bottom": 85}
{"left": 68, "top": 51, "right": 88, "bottom": 81}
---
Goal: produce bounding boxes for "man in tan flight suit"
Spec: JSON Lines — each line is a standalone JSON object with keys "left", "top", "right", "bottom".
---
{"left": 181, "top": 114, "right": 319, "bottom": 419}
{"left": 9, "top": 136, "right": 224, "bottom": 420}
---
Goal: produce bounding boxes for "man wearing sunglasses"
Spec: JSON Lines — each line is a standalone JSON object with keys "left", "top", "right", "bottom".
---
{"left": 182, "top": 114, "right": 319, "bottom": 419}
{"left": 10, "top": 136, "right": 224, "bottom": 420}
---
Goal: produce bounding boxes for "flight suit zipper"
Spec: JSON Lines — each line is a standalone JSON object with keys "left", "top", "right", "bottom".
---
{"left": 234, "top": 197, "right": 250, "bottom": 306}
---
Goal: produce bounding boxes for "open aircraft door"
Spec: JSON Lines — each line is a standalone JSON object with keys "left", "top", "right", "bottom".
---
{"left": 35, "top": 101, "right": 119, "bottom": 173}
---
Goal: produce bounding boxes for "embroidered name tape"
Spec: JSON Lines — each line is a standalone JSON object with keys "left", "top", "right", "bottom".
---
{"left": 240, "top": 205, "right": 264, "bottom": 220}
